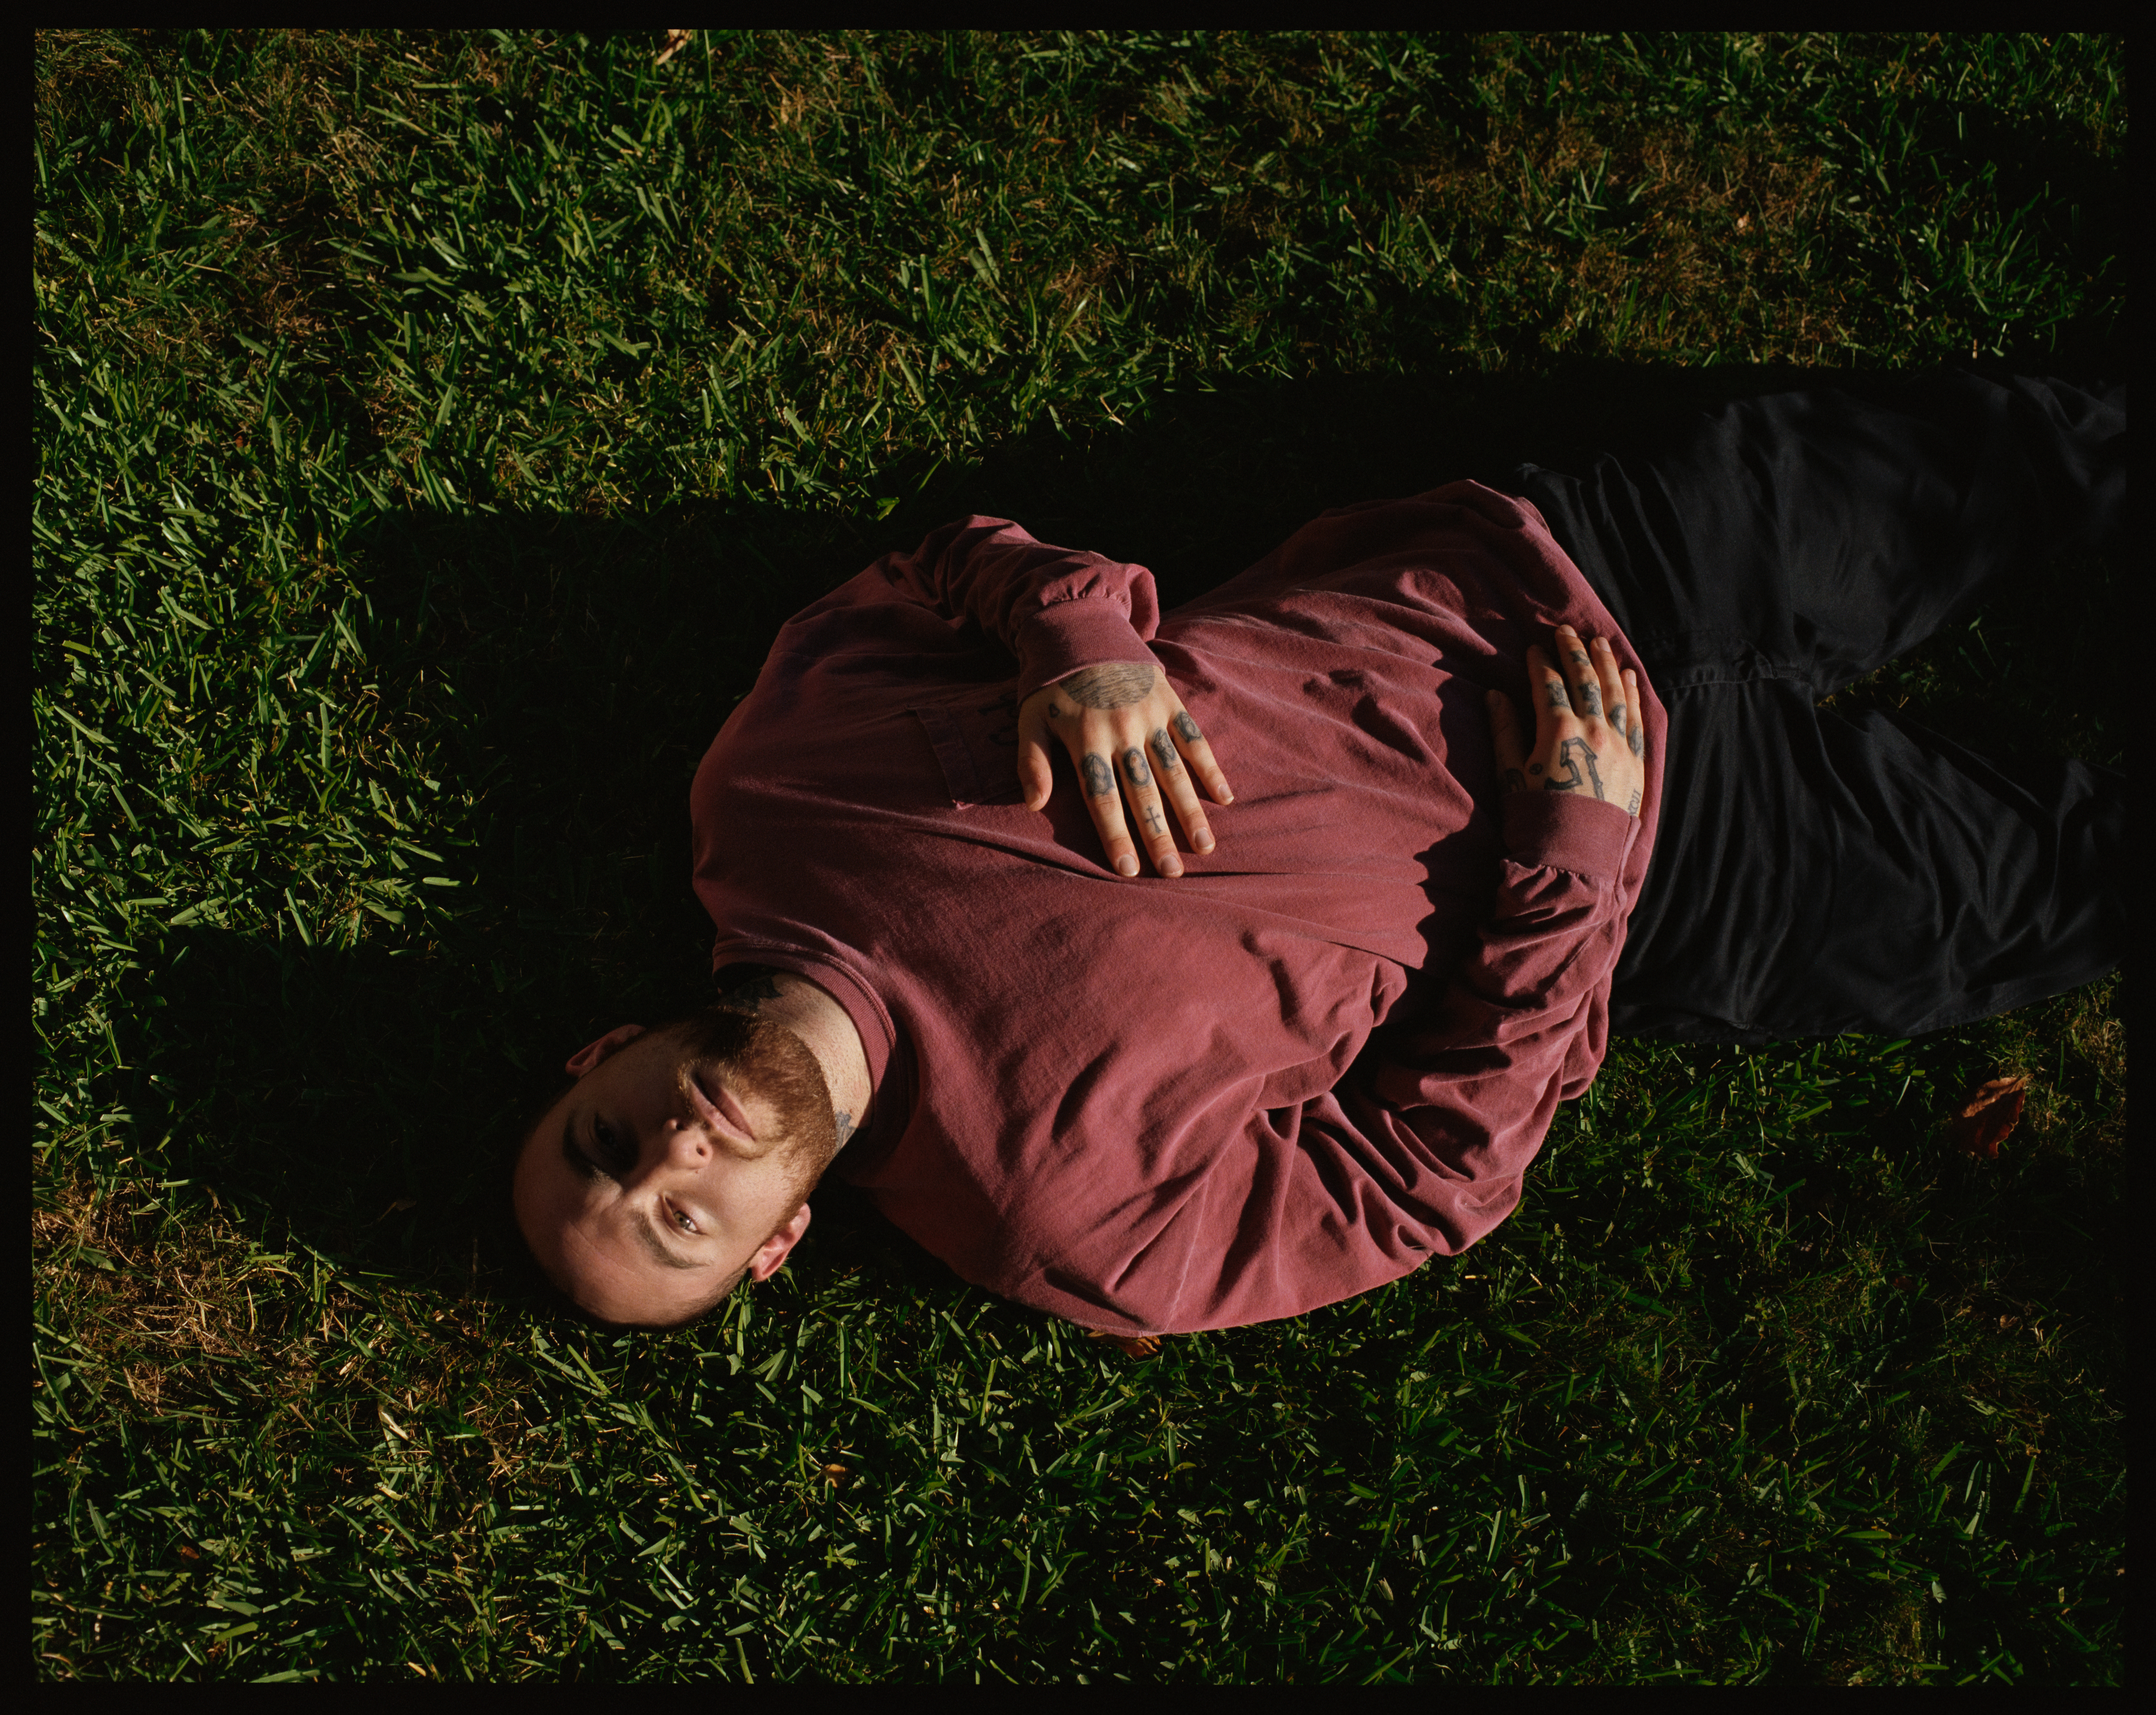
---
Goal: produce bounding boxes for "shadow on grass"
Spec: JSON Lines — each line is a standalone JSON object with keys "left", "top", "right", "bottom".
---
{"left": 116, "top": 352, "right": 2125, "bottom": 1308}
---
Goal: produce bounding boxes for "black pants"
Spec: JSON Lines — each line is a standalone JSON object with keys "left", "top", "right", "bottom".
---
{"left": 1502, "top": 371, "right": 2127, "bottom": 1043}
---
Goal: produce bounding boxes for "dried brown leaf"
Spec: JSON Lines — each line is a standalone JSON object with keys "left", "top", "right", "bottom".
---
{"left": 1946, "top": 1073, "right": 2030, "bottom": 1159}
{"left": 1086, "top": 1330, "right": 1161, "bottom": 1359}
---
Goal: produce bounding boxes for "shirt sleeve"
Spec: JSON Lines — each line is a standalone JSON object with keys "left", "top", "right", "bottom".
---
{"left": 870, "top": 516, "right": 1163, "bottom": 698}
{"left": 1083, "top": 791, "right": 1637, "bottom": 1336}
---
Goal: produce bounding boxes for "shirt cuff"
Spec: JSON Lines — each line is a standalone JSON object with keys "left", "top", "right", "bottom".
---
{"left": 1015, "top": 601, "right": 1157, "bottom": 700}
{"left": 1500, "top": 791, "right": 1633, "bottom": 881}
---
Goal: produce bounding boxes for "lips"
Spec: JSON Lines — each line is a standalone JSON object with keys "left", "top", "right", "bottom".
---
{"left": 686, "top": 1063, "right": 758, "bottom": 1146}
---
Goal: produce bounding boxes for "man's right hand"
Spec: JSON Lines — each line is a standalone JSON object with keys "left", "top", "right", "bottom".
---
{"left": 1487, "top": 624, "right": 1645, "bottom": 817}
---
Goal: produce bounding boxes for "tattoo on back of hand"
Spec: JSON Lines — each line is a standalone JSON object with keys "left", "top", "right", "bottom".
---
{"left": 1061, "top": 663, "right": 1158, "bottom": 709}
{"left": 1542, "top": 736, "right": 1606, "bottom": 801}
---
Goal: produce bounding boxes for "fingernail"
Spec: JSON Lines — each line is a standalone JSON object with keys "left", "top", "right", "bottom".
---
{"left": 1116, "top": 854, "right": 1139, "bottom": 876}
{"left": 1162, "top": 858, "right": 1183, "bottom": 878}
{"left": 1196, "top": 832, "right": 1215, "bottom": 852}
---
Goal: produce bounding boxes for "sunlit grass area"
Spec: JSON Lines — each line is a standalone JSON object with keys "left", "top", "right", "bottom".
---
{"left": 32, "top": 31, "right": 2124, "bottom": 1682}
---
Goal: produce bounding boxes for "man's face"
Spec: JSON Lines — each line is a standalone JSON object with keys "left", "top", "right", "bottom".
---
{"left": 512, "top": 1006, "right": 839, "bottom": 1326}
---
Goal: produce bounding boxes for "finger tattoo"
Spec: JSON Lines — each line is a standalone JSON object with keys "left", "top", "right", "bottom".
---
{"left": 1121, "top": 747, "right": 1153, "bottom": 787}
{"left": 1503, "top": 768, "right": 1527, "bottom": 793}
{"left": 1172, "top": 711, "right": 1202, "bottom": 743}
{"left": 1142, "top": 804, "right": 1166, "bottom": 835}
{"left": 1629, "top": 722, "right": 1643, "bottom": 757}
{"left": 1544, "top": 678, "right": 1571, "bottom": 711}
{"left": 1081, "top": 753, "right": 1115, "bottom": 797}
{"left": 1580, "top": 681, "right": 1603, "bottom": 717}
{"left": 1149, "top": 728, "right": 1181, "bottom": 772}
{"left": 1609, "top": 702, "right": 1626, "bottom": 736}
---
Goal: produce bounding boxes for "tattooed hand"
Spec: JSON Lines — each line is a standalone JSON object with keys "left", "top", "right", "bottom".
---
{"left": 1487, "top": 624, "right": 1646, "bottom": 818}
{"left": 1018, "top": 661, "right": 1234, "bottom": 878}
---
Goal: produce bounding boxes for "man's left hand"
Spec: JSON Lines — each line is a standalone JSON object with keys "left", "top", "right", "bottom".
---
{"left": 1018, "top": 663, "right": 1233, "bottom": 878}
{"left": 1488, "top": 624, "right": 1646, "bottom": 817}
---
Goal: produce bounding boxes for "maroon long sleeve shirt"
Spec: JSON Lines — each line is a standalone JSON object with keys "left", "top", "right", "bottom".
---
{"left": 690, "top": 481, "right": 1665, "bottom": 1335}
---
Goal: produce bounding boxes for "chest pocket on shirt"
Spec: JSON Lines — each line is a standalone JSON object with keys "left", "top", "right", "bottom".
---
{"left": 911, "top": 692, "right": 1026, "bottom": 808}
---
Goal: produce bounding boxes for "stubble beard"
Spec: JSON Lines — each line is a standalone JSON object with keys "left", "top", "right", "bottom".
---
{"left": 664, "top": 1005, "right": 840, "bottom": 1206}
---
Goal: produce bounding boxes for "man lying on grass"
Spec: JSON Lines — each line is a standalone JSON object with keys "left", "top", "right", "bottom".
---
{"left": 514, "top": 370, "right": 2125, "bottom": 1335}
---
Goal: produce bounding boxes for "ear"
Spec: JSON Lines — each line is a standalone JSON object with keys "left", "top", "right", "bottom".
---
{"left": 744, "top": 1202, "right": 813, "bottom": 1283}
{"left": 566, "top": 1023, "right": 645, "bottom": 1078}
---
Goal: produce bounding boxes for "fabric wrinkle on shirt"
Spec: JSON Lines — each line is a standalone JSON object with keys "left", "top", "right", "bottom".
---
{"left": 691, "top": 481, "right": 1663, "bottom": 1335}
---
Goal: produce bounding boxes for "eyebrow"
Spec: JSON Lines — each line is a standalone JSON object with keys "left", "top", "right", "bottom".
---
{"left": 561, "top": 1111, "right": 713, "bottom": 1272}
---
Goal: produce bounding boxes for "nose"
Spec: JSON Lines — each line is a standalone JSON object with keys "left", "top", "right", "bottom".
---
{"left": 660, "top": 1118, "right": 713, "bottom": 1170}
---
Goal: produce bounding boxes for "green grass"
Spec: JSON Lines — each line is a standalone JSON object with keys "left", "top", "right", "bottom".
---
{"left": 32, "top": 31, "right": 2125, "bottom": 1683}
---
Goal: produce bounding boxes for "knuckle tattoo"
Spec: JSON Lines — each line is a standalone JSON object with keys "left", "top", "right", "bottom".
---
{"left": 1081, "top": 753, "right": 1115, "bottom": 797}
{"left": 1121, "top": 747, "right": 1153, "bottom": 787}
